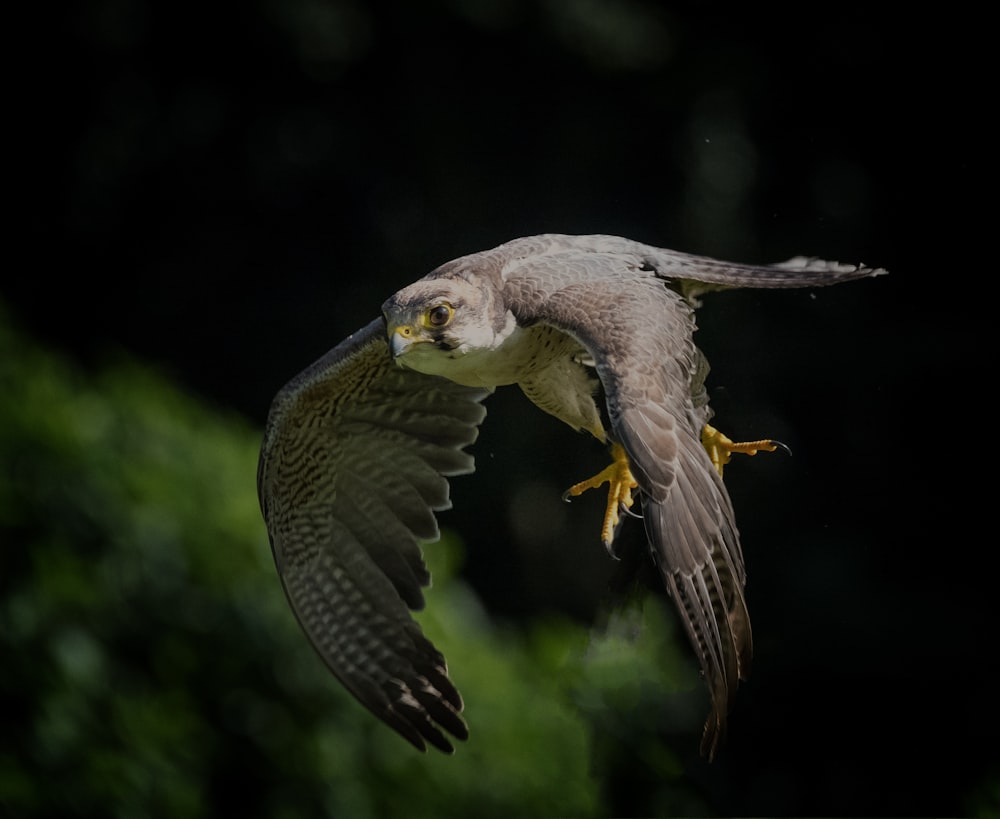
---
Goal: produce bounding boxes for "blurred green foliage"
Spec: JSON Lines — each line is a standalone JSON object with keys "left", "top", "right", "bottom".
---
{"left": 0, "top": 304, "right": 705, "bottom": 818}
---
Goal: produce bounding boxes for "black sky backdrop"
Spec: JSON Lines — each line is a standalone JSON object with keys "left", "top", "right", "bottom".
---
{"left": 8, "top": 2, "right": 992, "bottom": 816}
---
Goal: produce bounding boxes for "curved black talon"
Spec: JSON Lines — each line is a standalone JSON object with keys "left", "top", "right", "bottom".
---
{"left": 770, "top": 440, "right": 793, "bottom": 457}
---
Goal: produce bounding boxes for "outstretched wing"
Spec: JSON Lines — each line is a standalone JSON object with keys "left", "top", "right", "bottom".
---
{"left": 499, "top": 236, "right": 884, "bottom": 758}
{"left": 596, "top": 287, "right": 751, "bottom": 762}
{"left": 257, "top": 318, "right": 488, "bottom": 752}
{"left": 492, "top": 233, "right": 886, "bottom": 296}
{"left": 517, "top": 278, "right": 749, "bottom": 759}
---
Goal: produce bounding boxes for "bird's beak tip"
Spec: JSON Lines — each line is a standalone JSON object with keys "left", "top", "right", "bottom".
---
{"left": 388, "top": 325, "right": 413, "bottom": 359}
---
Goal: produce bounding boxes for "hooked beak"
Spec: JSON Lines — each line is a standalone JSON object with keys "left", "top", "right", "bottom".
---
{"left": 388, "top": 324, "right": 417, "bottom": 359}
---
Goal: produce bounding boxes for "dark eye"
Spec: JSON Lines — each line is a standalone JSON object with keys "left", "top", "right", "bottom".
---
{"left": 427, "top": 304, "right": 453, "bottom": 327}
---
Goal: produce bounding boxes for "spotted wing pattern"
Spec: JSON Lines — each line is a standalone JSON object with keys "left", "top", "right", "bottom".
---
{"left": 258, "top": 319, "right": 488, "bottom": 751}
{"left": 260, "top": 234, "right": 884, "bottom": 758}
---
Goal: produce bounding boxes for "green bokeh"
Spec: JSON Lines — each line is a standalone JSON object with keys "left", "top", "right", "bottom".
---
{"left": 1, "top": 305, "right": 703, "bottom": 818}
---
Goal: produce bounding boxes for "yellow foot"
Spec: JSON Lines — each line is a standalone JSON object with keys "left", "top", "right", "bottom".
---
{"left": 701, "top": 423, "right": 790, "bottom": 478}
{"left": 562, "top": 442, "right": 639, "bottom": 553}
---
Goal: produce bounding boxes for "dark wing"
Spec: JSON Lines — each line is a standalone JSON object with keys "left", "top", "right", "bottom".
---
{"left": 257, "top": 318, "right": 488, "bottom": 752}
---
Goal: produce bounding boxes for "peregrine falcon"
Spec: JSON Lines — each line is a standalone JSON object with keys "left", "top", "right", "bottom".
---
{"left": 257, "top": 234, "right": 885, "bottom": 759}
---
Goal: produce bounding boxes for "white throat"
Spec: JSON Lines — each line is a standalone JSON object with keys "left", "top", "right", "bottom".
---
{"left": 399, "top": 314, "right": 544, "bottom": 388}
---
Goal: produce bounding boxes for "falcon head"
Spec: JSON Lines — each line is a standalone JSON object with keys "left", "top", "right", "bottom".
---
{"left": 381, "top": 276, "right": 518, "bottom": 386}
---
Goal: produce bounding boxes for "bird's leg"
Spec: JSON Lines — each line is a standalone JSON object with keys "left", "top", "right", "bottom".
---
{"left": 701, "top": 423, "right": 790, "bottom": 478}
{"left": 562, "top": 441, "right": 638, "bottom": 556}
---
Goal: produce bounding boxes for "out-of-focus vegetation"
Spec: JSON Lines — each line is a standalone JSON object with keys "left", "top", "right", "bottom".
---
{"left": 1, "top": 304, "right": 709, "bottom": 818}
{"left": 5, "top": 2, "right": 997, "bottom": 813}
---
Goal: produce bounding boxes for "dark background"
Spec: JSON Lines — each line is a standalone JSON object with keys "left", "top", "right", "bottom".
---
{"left": 7, "top": 2, "right": 991, "bottom": 816}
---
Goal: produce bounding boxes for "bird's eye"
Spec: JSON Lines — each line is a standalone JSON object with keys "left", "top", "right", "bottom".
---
{"left": 425, "top": 303, "right": 454, "bottom": 328}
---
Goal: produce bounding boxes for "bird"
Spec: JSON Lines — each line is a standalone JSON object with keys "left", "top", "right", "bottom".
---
{"left": 257, "top": 233, "right": 885, "bottom": 759}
